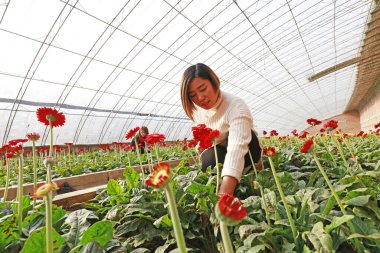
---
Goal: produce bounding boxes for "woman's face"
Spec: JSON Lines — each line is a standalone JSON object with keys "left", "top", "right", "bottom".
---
{"left": 188, "top": 78, "right": 219, "bottom": 110}
{"left": 140, "top": 129, "right": 147, "bottom": 138}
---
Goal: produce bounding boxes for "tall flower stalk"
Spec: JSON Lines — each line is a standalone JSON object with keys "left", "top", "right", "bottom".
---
{"left": 16, "top": 152, "right": 24, "bottom": 235}
{"left": 27, "top": 133, "right": 40, "bottom": 208}
{"left": 300, "top": 138, "right": 363, "bottom": 253}
{"left": 3, "top": 158, "right": 10, "bottom": 201}
{"left": 264, "top": 147, "right": 297, "bottom": 243}
{"left": 145, "top": 162, "right": 187, "bottom": 252}
{"left": 248, "top": 150, "right": 271, "bottom": 225}
{"left": 36, "top": 107, "right": 65, "bottom": 253}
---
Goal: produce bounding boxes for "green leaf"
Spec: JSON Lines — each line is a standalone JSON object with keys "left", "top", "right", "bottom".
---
{"left": 306, "top": 222, "right": 334, "bottom": 253}
{"left": 153, "top": 214, "right": 172, "bottom": 228}
{"left": 107, "top": 179, "right": 123, "bottom": 195}
{"left": 345, "top": 195, "right": 371, "bottom": 206}
{"left": 20, "top": 227, "right": 65, "bottom": 253}
{"left": 347, "top": 232, "right": 380, "bottom": 240}
{"left": 124, "top": 167, "right": 140, "bottom": 191}
{"left": 80, "top": 220, "right": 113, "bottom": 247}
{"left": 79, "top": 242, "right": 103, "bottom": 253}
{"left": 324, "top": 215, "right": 354, "bottom": 233}
{"left": 62, "top": 209, "right": 98, "bottom": 249}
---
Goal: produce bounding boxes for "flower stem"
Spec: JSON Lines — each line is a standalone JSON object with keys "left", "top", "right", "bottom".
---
{"left": 332, "top": 137, "right": 353, "bottom": 176}
{"left": 3, "top": 158, "right": 10, "bottom": 201}
{"left": 164, "top": 185, "right": 187, "bottom": 253}
{"left": 45, "top": 188, "right": 53, "bottom": 253}
{"left": 319, "top": 136, "right": 338, "bottom": 168}
{"left": 220, "top": 222, "right": 234, "bottom": 253}
{"left": 17, "top": 155, "right": 24, "bottom": 236}
{"left": 248, "top": 150, "right": 271, "bottom": 225}
{"left": 155, "top": 145, "right": 161, "bottom": 163}
{"left": 312, "top": 152, "right": 363, "bottom": 253}
{"left": 213, "top": 143, "right": 220, "bottom": 194}
{"left": 135, "top": 144, "right": 145, "bottom": 180}
{"left": 32, "top": 141, "right": 37, "bottom": 208}
{"left": 268, "top": 157, "right": 297, "bottom": 242}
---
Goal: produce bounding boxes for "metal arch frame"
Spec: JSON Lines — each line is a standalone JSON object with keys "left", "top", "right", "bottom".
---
{"left": 93, "top": 0, "right": 195, "bottom": 143}
{"left": 124, "top": 0, "right": 312, "bottom": 138}
{"left": 0, "top": 0, "right": 374, "bottom": 144}
{"left": 1, "top": 0, "right": 78, "bottom": 146}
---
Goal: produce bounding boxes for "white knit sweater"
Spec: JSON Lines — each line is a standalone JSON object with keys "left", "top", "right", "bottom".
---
{"left": 193, "top": 91, "right": 254, "bottom": 181}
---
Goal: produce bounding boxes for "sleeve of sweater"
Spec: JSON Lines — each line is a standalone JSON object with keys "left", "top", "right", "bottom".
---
{"left": 221, "top": 100, "right": 253, "bottom": 181}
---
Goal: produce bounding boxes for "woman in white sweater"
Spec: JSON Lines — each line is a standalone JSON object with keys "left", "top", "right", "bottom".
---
{"left": 180, "top": 63, "right": 262, "bottom": 195}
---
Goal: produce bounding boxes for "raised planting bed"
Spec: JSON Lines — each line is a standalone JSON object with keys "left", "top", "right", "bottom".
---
{"left": 0, "top": 157, "right": 196, "bottom": 209}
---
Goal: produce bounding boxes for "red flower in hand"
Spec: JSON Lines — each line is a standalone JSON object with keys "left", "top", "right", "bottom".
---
{"left": 125, "top": 127, "right": 140, "bottom": 140}
{"left": 215, "top": 193, "right": 247, "bottom": 225}
{"left": 263, "top": 147, "right": 276, "bottom": 157}
{"left": 26, "top": 133, "right": 40, "bottom": 142}
{"left": 300, "top": 138, "right": 313, "bottom": 153}
{"left": 36, "top": 107, "right": 66, "bottom": 127}
{"left": 145, "top": 162, "right": 171, "bottom": 189}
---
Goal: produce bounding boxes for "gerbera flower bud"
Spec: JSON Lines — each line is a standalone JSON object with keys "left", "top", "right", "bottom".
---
{"left": 300, "top": 138, "right": 314, "bottom": 153}
{"left": 263, "top": 147, "right": 276, "bottom": 157}
{"left": 43, "top": 156, "right": 58, "bottom": 167}
{"left": 33, "top": 181, "right": 59, "bottom": 198}
{"left": 215, "top": 193, "right": 247, "bottom": 226}
{"left": 145, "top": 162, "right": 171, "bottom": 189}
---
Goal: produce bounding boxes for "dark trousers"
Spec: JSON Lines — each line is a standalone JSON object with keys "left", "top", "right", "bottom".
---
{"left": 200, "top": 130, "right": 262, "bottom": 172}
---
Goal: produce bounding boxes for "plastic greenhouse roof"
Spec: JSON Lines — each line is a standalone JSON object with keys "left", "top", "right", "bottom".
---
{"left": 0, "top": 0, "right": 376, "bottom": 145}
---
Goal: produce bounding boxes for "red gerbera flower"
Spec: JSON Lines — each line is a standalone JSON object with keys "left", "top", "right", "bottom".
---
{"left": 263, "top": 147, "right": 276, "bottom": 157}
{"left": 8, "top": 138, "right": 28, "bottom": 146}
{"left": 323, "top": 120, "right": 338, "bottom": 132}
{"left": 300, "top": 138, "right": 314, "bottom": 153}
{"left": 262, "top": 130, "right": 267, "bottom": 136}
{"left": 307, "top": 118, "right": 322, "bottom": 126}
{"left": 145, "top": 133, "right": 165, "bottom": 144}
{"left": 145, "top": 162, "right": 171, "bottom": 189}
{"left": 374, "top": 122, "right": 380, "bottom": 129}
{"left": 64, "top": 142, "right": 73, "bottom": 146}
{"left": 270, "top": 130, "right": 278, "bottom": 136}
{"left": 215, "top": 193, "right": 247, "bottom": 226}
{"left": 26, "top": 133, "right": 40, "bottom": 142}
{"left": 209, "top": 129, "right": 220, "bottom": 141}
{"left": 291, "top": 129, "right": 298, "bottom": 136}
{"left": 188, "top": 140, "right": 197, "bottom": 148}
{"left": 299, "top": 131, "right": 308, "bottom": 139}
{"left": 5, "top": 144, "right": 23, "bottom": 159}
{"left": 125, "top": 127, "right": 140, "bottom": 140}
{"left": 36, "top": 107, "right": 66, "bottom": 127}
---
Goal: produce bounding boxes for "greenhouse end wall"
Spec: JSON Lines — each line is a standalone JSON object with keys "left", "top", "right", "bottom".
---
{"left": 359, "top": 81, "right": 380, "bottom": 131}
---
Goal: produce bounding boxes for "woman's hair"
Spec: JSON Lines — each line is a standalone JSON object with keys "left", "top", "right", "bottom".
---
{"left": 180, "top": 63, "right": 220, "bottom": 121}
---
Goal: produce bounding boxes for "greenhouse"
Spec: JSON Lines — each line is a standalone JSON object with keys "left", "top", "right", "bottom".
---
{"left": 0, "top": 0, "right": 379, "bottom": 252}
